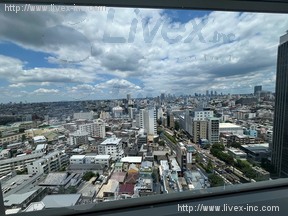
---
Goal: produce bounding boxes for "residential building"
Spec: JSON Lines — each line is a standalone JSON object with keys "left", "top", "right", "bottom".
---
{"left": 73, "top": 112, "right": 94, "bottom": 120}
{"left": 193, "top": 121, "right": 208, "bottom": 143}
{"left": 208, "top": 117, "right": 220, "bottom": 145}
{"left": 27, "top": 151, "right": 69, "bottom": 174}
{"left": 69, "top": 131, "right": 89, "bottom": 146}
{"left": 98, "top": 135, "right": 124, "bottom": 160}
{"left": 0, "top": 153, "right": 44, "bottom": 176}
{"left": 79, "top": 119, "right": 106, "bottom": 138}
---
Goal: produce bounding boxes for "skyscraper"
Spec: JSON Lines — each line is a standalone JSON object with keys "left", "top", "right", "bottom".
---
{"left": 271, "top": 32, "right": 288, "bottom": 177}
{"left": 254, "top": 85, "right": 262, "bottom": 95}
{"left": 139, "top": 107, "right": 157, "bottom": 135}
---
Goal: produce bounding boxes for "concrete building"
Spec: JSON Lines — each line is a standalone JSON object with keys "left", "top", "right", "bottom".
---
{"left": 254, "top": 85, "right": 262, "bottom": 96}
{"left": 139, "top": 107, "right": 157, "bottom": 136}
{"left": 27, "top": 151, "right": 69, "bottom": 174}
{"left": 219, "top": 123, "right": 244, "bottom": 135}
{"left": 0, "top": 153, "right": 44, "bottom": 176}
{"left": 208, "top": 117, "right": 220, "bottom": 145}
{"left": 70, "top": 155, "right": 86, "bottom": 164}
{"left": 69, "top": 131, "right": 89, "bottom": 146}
{"left": 112, "top": 106, "right": 123, "bottom": 118}
{"left": 79, "top": 119, "right": 106, "bottom": 138}
{"left": 193, "top": 110, "right": 214, "bottom": 121}
{"left": 3, "top": 173, "right": 46, "bottom": 210}
{"left": 73, "top": 112, "right": 94, "bottom": 120}
{"left": 98, "top": 135, "right": 124, "bottom": 160}
{"left": 0, "top": 133, "right": 25, "bottom": 145}
{"left": 193, "top": 121, "right": 208, "bottom": 144}
{"left": 227, "top": 148, "right": 247, "bottom": 160}
{"left": 96, "top": 179, "right": 119, "bottom": 201}
{"left": 240, "top": 143, "right": 270, "bottom": 163}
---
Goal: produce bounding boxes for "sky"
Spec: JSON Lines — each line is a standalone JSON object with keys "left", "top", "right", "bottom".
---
{"left": 0, "top": 4, "right": 287, "bottom": 103}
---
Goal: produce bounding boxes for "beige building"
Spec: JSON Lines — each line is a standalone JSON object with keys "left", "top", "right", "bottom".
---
{"left": 193, "top": 121, "right": 208, "bottom": 143}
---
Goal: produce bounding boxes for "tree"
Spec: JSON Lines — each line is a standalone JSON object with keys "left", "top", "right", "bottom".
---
{"left": 208, "top": 174, "right": 224, "bottom": 187}
{"left": 82, "top": 171, "right": 96, "bottom": 181}
{"left": 230, "top": 142, "right": 241, "bottom": 148}
{"left": 206, "top": 159, "right": 214, "bottom": 173}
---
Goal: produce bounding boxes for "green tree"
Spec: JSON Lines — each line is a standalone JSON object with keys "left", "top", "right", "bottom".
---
{"left": 82, "top": 171, "right": 96, "bottom": 181}
{"left": 206, "top": 159, "right": 214, "bottom": 173}
{"left": 208, "top": 174, "right": 224, "bottom": 187}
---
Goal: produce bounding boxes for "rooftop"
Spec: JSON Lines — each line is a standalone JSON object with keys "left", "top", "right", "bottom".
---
{"left": 24, "top": 201, "right": 45, "bottom": 212}
{"left": 121, "top": 156, "right": 142, "bottom": 164}
{"left": 42, "top": 194, "right": 81, "bottom": 208}
{"left": 101, "top": 136, "right": 122, "bottom": 145}
{"left": 70, "top": 155, "right": 86, "bottom": 160}
{"left": 219, "top": 123, "right": 242, "bottom": 129}
{"left": 110, "top": 172, "right": 127, "bottom": 183}
{"left": 97, "top": 179, "right": 119, "bottom": 199}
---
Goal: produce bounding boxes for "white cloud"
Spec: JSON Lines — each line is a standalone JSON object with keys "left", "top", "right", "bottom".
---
{"left": 0, "top": 5, "right": 287, "bottom": 102}
{"left": 33, "top": 88, "right": 59, "bottom": 94}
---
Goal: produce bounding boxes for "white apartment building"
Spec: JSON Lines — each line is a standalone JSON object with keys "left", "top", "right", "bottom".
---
{"left": 27, "top": 151, "right": 69, "bottom": 174}
{"left": 98, "top": 135, "right": 124, "bottom": 161}
{"left": 70, "top": 155, "right": 86, "bottom": 164}
{"left": 0, "top": 153, "right": 44, "bottom": 176}
{"left": 73, "top": 111, "right": 94, "bottom": 120}
{"left": 128, "top": 107, "right": 137, "bottom": 119}
{"left": 69, "top": 131, "right": 89, "bottom": 146}
{"left": 79, "top": 119, "right": 106, "bottom": 138}
{"left": 193, "top": 110, "right": 214, "bottom": 121}
{"left": 70, "top": 154, "right": 111, "bottom": 167}
{"left": 112, "top": 106, "right": 123, "bottom": 118}
{"left": 139, "top": 107, "right": 157, "bottom": 136}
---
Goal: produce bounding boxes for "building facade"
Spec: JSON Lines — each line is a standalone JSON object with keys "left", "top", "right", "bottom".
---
{"left": 271, "top": 32, "right": 288, "bottom": 177}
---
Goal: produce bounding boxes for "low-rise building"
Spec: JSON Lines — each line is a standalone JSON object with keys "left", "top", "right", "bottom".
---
{"left": 227, "top": 148, "right": 247, "bottom": 160}
{"left": 27, "top": 151, "right": 69, "bottom": 174}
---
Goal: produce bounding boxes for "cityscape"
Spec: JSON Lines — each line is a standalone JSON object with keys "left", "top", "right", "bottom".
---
{"left": 0, "top": 4, "right": 288, "bottom": 215}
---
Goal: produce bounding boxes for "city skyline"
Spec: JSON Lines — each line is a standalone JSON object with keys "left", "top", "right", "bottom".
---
{"left": 0, "top": 5, "right": 287, "bottom": 103}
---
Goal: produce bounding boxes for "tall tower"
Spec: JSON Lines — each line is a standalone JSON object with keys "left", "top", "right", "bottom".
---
{"left": 271, "top": 32, "right": 288, "bottom": 177}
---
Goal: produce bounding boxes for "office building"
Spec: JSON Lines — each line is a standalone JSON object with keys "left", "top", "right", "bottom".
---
{"left": 271, "top": 32, "right": 288, "bottom": 177}
{"left": 254, "top": 85, "right": 262, "bottom": 95}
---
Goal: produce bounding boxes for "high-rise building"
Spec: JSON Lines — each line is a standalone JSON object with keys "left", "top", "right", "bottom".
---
{"left": 271, "top": 32, "right": 288, "bottom": 177}
{"left": 193, "top": 121, "right": 208, "bottom": 143}
{"left": 254, "top": 85, "right": 262, "bottom": 95}
{"left": 160, "top": 93, "right": 165, "bottom": 102}
{"left": 127, "top": 94, "right": 131, "bottom": 101}
{"left": 208, "top": 117, "right": 220, "bottom": 145}
{"left": 139, "top": 107, "right": 157, "bottom": 135}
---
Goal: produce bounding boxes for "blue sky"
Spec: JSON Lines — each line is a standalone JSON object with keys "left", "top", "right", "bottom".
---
{"left": 0, "top": 4, "right": 286, "bottom": 103}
